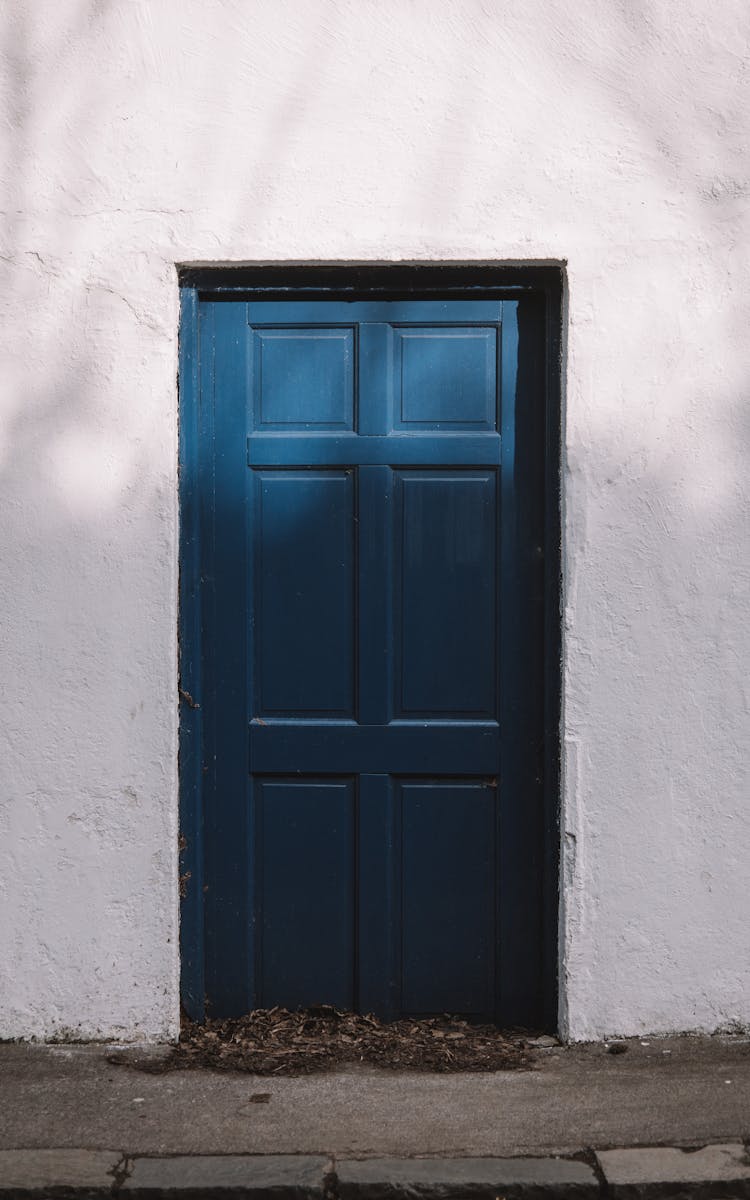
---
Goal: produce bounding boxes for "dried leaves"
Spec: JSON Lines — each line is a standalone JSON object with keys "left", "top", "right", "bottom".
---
{"left": 170, "top": 1006, "right": 527, "bottom": 1075}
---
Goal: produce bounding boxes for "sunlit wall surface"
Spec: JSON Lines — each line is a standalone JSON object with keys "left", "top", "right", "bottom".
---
{"left": 1, "top": 0, "right": 748, "bottom": 1041}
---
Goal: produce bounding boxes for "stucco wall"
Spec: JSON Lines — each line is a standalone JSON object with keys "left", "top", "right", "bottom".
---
{"left": 1, "top": 0, "right": 748, "bottom": 1041}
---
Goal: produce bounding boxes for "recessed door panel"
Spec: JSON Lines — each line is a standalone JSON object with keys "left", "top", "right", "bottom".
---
{"left": 393, "top": 326, "right": 497, "bottom": 429}
{"left": 255, "top": 470, "right": 355, "bottom": 717}
{"left": 252, "top": 327, "right": 355, "bottom": 429}
{"left": 395, "top": 470, "right": 497, "bottom": 718}
{"left": 257, "top": 777, "right": 356, "bottom": 1009}
{"left": 399, "top": 779, "right": 496, "bottom": 1014}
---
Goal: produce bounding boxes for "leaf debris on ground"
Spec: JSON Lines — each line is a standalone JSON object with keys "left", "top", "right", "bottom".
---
{"left": 109, "top": 1006, "right": 528, "bottom": 1075}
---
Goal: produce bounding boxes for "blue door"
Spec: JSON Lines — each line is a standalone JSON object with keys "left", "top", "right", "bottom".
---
{"left": 180, "top": 292, "right": 553, "bottom": 1025}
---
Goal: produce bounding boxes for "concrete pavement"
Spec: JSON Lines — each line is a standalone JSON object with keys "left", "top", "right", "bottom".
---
{"left": 0, "top": 1034, "right": 748, "bottom": 1195}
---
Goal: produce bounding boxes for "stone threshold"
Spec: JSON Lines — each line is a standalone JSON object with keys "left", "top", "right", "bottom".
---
{"left": 1, "top": 1143, "right": 749, "bottom": 1198}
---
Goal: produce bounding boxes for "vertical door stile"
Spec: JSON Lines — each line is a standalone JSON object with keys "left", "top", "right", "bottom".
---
{"left": 356, "top": 322, "right": 398, "bottom": 1016}
{"left": 497, "top": 297, "right": 544, "bottom": 1023}
{"left": 357, "top": 322, "right": 392, "bottom": 727}
{"left": 205, "top": 301, "right": 252, "bottom": 1016}
{"left": 498, "top": 298, "right": 520, "bottom": 1021}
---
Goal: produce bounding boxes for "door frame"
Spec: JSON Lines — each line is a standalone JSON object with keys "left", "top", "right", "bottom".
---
{"left": 177, "top": 263, "right": 563, "bottom": 1031}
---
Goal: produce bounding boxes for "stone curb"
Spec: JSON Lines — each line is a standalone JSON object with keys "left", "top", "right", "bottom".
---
{"left": 335, "top": 1155, "right": 598, "bottom": 1198}
{"left": 122, "top": 1154, "right": 330, "bottom": 1197}
{"left": 0, "top": 1149, "right": 124, "bottom": 1196}
{"left": 0, "top": 1145, "right": 749, "bottom": 1199}
{"left": 595, "top": 1143, "right": 750, "bottom": 1198}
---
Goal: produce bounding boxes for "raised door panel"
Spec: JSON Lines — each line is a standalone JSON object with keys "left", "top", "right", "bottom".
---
{"left": 257, "top": 777, "right": 356, "bottom": 1009}
{"left": 399, "top": 779, "right": 496, "bottom": 1014}
{"left": 392, "top": 326, "right": 497, "bottom": 430}
{"left": 254, "top": 470, "right": 356, "bottom": 717}
{"left": 394, "top": 470, "right": 498, "bottom": 718}
{"left": 251, "top": 327, "right": 355, "bottom": 430}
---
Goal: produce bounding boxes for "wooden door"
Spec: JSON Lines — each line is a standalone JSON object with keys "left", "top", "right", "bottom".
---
{"left": 180, "top": 291, "right": 553, "bottom": 1026}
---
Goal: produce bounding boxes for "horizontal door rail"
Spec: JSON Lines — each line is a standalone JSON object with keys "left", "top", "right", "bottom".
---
{"left": 247, "top": 300, "right": 504, "bottom": 322}
{"left": 248, "top": 432, "right": 501, "bottom": 467}
{"left": 249, "top": 722, "right": 500, "bottom": 774}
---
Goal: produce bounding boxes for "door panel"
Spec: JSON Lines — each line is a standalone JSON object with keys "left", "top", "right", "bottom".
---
{"left": 251, "top": 327, "right": 355, "bottom": 430}
{"left": 257, "top": 777, "right": 356, "bottom": 1009}
{"left": 185, "top": 293, "right": 551, "bottom": 1025}
{"left": 399, "top": 779, "right": 496, "bottom": 1014}
{"left": 394, "top": 470, "right": 497, "bottom": 717}
{"left": 255, "top": 470, "right": 355, "bottom": 717}
{"left": 393, "top": 326, "right": 497, "bottom": 429}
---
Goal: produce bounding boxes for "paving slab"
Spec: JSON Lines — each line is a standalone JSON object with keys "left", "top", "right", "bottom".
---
{"left": 122, "top": 1154, "right": 328, "bottom": 1197}
{"left": 336, "top": 1155, "right": 598, "bottom": 1198}
{"left": 0, "top": 1037, "right": 749, "bottom": 1158}
{"left": 0, "top": 1148, "right": 121, "bottom": 1194}
{"left": 597, "top": 1143, "right": 750, "bottom": 1197}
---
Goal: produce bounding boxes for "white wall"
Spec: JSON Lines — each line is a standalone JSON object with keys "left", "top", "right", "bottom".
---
{"left": 1, "top": 0, "right": 748, "bottom": 1042}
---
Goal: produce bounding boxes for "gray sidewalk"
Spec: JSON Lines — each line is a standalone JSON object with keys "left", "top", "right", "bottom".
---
{"left": 1, "top": 1034, "right": 749, "bottom": 1196}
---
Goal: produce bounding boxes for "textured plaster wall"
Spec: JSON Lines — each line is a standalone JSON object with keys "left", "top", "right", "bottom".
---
{"left": 1, "top": 0, "right": 749, "bottom": 1041}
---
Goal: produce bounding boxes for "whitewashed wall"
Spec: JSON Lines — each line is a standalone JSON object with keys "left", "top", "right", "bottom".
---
{"left": 1, "top": 0, "right": 748, "bottom": 1042}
